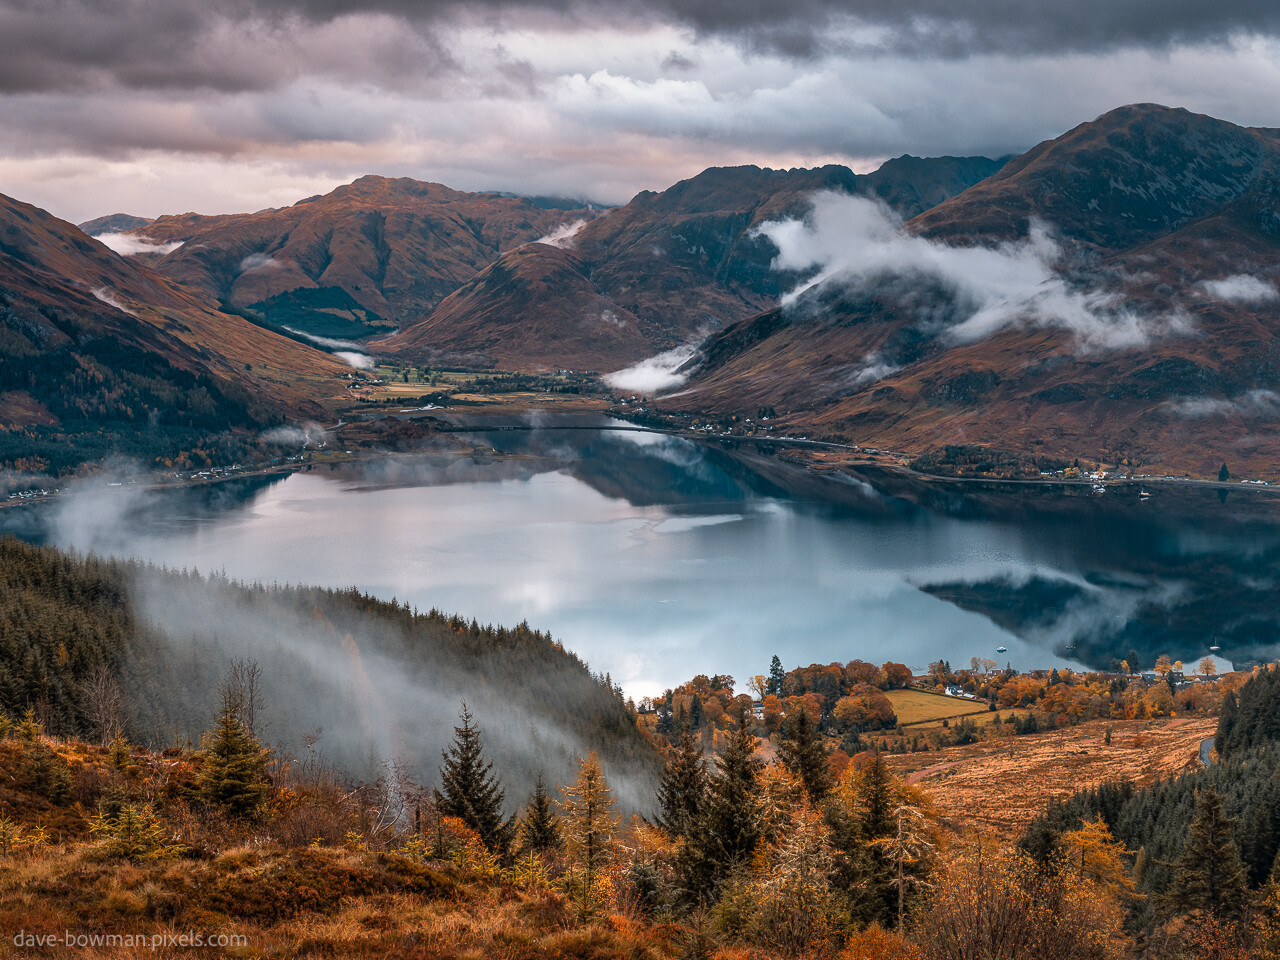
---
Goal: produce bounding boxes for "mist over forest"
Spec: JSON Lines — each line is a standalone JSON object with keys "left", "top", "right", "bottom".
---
{"left": 0, "top": 536, "right": 661, "bottom": 813}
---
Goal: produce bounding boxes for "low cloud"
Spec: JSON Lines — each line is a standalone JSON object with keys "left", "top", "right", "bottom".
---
{"left": 536, "top": 218, "right": 588, "bottom": 248}
{"left": 1170, "top": 389, "right": 1280, "bottom": 418}
{"left": 261, "top": 421, "right": 332, "bottom": 446}
{"left": 1201, "top": 274, "right": 1279, "bottom": 304}
{"left": 95, "top": 232, "right": 184, "bottom": 256}
{"left": 604, "top": 341, "right": 700, "bottom": 394}
{"left": 335, "top": 350, "right": 376, "bottom": 370}
{"left": 281, "top": 327, "right": 363, "bottom": 349}
{"left": 845, "top": 357, "right": 901, "bottom": 388}
{"left": 757, "top": 192, "right": 1188, "bottom": 353}
{"left": 90, "top": 287, "right": 137, "bottom": 316}
{"left": 240, "top": 252, "right": 282, "bottom": 272}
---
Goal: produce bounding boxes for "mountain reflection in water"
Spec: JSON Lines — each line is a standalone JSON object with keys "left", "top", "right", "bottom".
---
{"left": 5, "top": 418, "right": 1278, "bottom": 692}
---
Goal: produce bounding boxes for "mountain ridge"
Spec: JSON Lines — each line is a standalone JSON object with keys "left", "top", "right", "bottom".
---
{"left": 375, "top": 156, "right": 1007, "bottom": 370}
{"left": 122, "top": 176, "right": 601, "bottom": 336}
{"left": 664, "top": 104, "right": 1280, "bottom": 477}
{"left": 0, "top": 192, "right": 349, "bottom": 472}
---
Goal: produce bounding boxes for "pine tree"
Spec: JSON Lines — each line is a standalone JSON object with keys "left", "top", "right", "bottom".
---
{"left": 520, "top": 772, "right": 562, "bottom": 853}
{"left": 438, "top": 704, "right": 512, "bottom": 856}
{"left": 1219, "top": 462, "right": 1230, "bottom": 482}
{"left": 198, "top": 689, "right": 269, "bottom": 819}
{"left": 681, "top": 706, "right": 764, "bottom": 897}
{"left": 656, "top": 727, "right": 707, "bottom": 838}
{"left": 828, "top": 753, "right": 902, "bottom": 926}
{"left": 24, "top": 741, "right": 72, "bottom": 804}
{"left": 767, "top": 655, "right": 786, "bottom": 697}
{"left": 778, "top": 708, "right": 834, "bottom": 804}
{"left": 857, "top": 753, "right": 896, "bottom": 842}
{"left": 1168, "top": 788, "right": 1249, "bottom": 921}
{"left": 1241, "top": 802, "right": 1277, "bottom": 887}
{"left": 1217, "top": 690, "right": 1237, "bottom": 755}
{"left": 560, "top": 752, "right": 619, "bottom": 914}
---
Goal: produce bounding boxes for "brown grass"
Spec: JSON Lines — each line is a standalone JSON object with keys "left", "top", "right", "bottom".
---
{"left": 0, "top": 842, "right": 685, "bottom": 959}
{"left": 883, "top": 716, "right": 1215, "bottom": 841}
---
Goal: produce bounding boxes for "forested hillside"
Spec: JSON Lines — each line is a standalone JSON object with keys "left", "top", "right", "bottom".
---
{"left": 0, "top": 536, "right": 659, "bottom": 806}
{"left": 1217, "top": 664, "right": 1280, "bottom": 757}
{"left": 1023, "top": 664, "right": 1280, "bottom": 942}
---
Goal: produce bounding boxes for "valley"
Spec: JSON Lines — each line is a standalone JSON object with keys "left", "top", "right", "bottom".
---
{"left": 2, "top": 93, "right": 1280, "bottom": 959}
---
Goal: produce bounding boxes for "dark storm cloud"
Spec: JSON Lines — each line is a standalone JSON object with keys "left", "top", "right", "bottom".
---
{"left": 0, "top": 0, "right": 454, "bottom": 94}
{"left": 273, "top": 0, "right": 1280, "bottom": 54}
{"left": 5, "top": 0, "right": 1280, "bottom": 97}
{"left": 647, "top": 0, "right": 1280, "bottom": 55}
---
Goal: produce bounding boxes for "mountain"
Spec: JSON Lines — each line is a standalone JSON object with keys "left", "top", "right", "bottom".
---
{"left": 0, "top": 193, "right": 349, "bottom": 473}
{"left": 78, "top": 213, "right": 154, "bottom": 235}
{"left": 119, "top": 176, "right": 600, "bottom": 341}
{"left": 377, "top": 157, "right": 1006, "bottom": 370}
{"left": 912, "top": 104, "right": 1280, "bottom": 248}
{"left": 666, "top": 105, "right": 1280, "bottom": 478}
{"left": 375, "top": 242, "right": 654, "bottom": 371}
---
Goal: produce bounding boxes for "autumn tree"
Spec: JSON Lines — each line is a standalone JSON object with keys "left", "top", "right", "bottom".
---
{"left": 833, "top": 685, "right": 897, "bottom": 732}
{"left": 1155, "top": 654, "right": 1173, "bottom": 676}
{"left": 1057, "top": 814, "right": 1139, "bottom": 902}
{"left": 560, "top": 751, "right": 619, "bottom": 914}
{"left": 1199, "top": 657, "right": 1218, "bottom": 677}
{"left": 438, "top": 703, "right": 513, "bottom": 856}
{"left": 871, "top": 803, "right": 937, "bottom": 927}
{"left": 881, "top": 662, "right": 914, "bottom": 689}
{"left": 845, "top": 659, "right": 883, "bottom": 688}
{"left": 656, "top": 727, "right": 707, "bottom": 838}
{"left": 914, "top": 851, "right": 1128, "bottom": 960}
{"left": 747, "top": 794, "right": 840, "bottom": 955}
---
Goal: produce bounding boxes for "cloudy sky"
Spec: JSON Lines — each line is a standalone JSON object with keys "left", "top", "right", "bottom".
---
{"left": 3, "top": 0, "right": 1280, "bottom": 223}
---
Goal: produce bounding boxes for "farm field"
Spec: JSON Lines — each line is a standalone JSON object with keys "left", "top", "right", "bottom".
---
{"left": 886, "top": 687, "right": 1000, "bottom": 727}
{"left": 884, "top": 716, "right": 1216, "bottom": 841}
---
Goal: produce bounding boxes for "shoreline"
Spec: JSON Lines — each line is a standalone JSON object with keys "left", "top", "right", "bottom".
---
{"left": 7, "top": 404, "right": 1280, "bottom": 510}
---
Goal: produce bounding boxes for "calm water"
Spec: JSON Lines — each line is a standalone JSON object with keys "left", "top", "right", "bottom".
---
{"left": 8, "top": 418, "right": 1280, "bottom": 696}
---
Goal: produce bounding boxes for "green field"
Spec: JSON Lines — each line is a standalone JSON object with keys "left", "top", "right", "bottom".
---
{"left": 886, "top": 688, "right": 998, "bottom": 727}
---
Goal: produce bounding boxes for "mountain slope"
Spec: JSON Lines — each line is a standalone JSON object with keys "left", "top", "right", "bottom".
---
{"left": 124, "top": 176, "right": 599, "bottom": 336}
{"left": 913, "top": 104, "right": 1280, "bottom": 248}
{"left": 375, "top": 243, "right": 653, "bottom": 370}
{"left": 667, "top": 105, "right": 1280, "bottom": 478}
{"left": 377, "top": 157, "right": 1005, "bottom": 370}
{"left": 0, "top": 193, "right": 349, "bottom": 472}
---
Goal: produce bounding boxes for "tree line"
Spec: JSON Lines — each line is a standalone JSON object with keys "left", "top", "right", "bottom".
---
{"left": 1019, "top": 664, "right": 1280, "bottom": 954}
